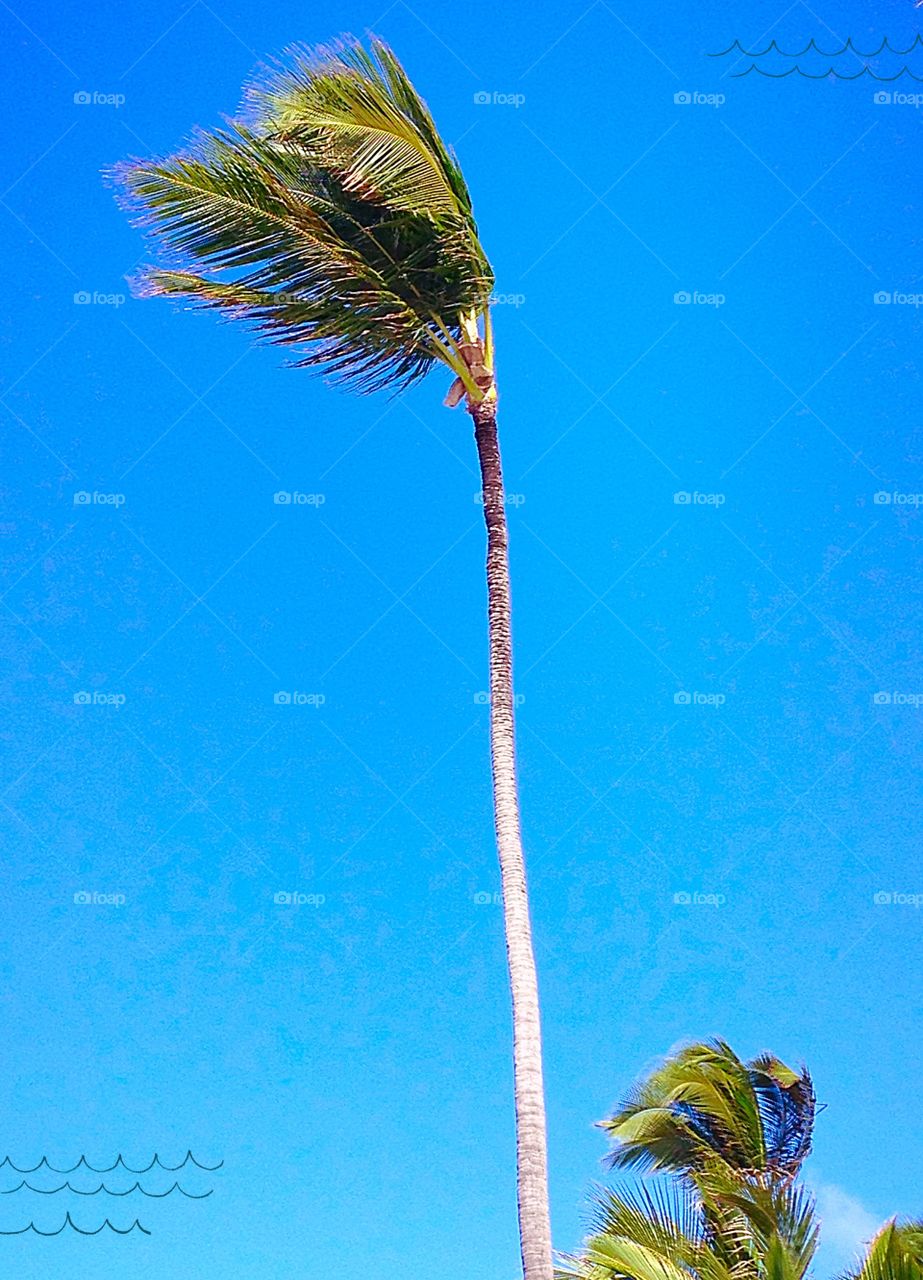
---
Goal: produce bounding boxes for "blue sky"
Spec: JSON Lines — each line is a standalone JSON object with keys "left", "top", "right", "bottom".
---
{"left": 1, "top": 0, "right": 922, "bottom": 1275}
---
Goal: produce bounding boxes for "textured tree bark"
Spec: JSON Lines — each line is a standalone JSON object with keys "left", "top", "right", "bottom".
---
{"left": 471, "top": 397, "right": 553, "bottom": 1280}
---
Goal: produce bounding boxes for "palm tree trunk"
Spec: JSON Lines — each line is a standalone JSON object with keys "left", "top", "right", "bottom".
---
{"left": 470, "top": 397, "right": 553, "bottom": 1280}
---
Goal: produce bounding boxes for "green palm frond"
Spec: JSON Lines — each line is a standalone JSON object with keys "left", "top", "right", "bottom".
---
{"left": 559, "top": 1179, "right": 745, "bottom": 1280}
{"left": 841, "top": 1221, "right": 923, "bottom": 1280}
{"left": 600, "top": 1105, "right": 703, "bottom": 1177}
{"left": 112, "top": 39, "right": 494, "bottom": 395}
{"left": 588, "top": 1180, "right": 705, "bottom": 1260}
{"left": 581, "top": 1233, "right": 695, "bottom": 1280}
{"left": 246, "top": 38, "right": 477, "bottom": 221}
{"left": 706, "top": 1173, "right": 819, "bottom": 1274}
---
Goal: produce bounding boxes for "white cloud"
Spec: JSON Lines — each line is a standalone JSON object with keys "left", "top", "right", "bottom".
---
{"left": 814, "top": 1182, "right": 884, "bottom": 1265}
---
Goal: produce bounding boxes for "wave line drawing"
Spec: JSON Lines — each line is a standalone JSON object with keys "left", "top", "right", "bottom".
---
{"left": 710, "top": 35, "right": 923, "bottom": 59}
{"left": 730, "top": 62, "right": 923, "bottom": 80}
{"left": 1, "top": 1180, "right": 213, "bottom": 1198}
{"left": 0, "top": 1150, "right": 223, "bottom": 1175}
{"left": 0, "top": 1211, "right": 150, "bottom": 1236}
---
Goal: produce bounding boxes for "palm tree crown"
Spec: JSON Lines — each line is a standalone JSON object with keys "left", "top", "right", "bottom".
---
{"left": 116, "top": 37, "right": 494, "bottom": 396}
{"left": 600, "top": 1038, "right": 815, "bottom": 1185}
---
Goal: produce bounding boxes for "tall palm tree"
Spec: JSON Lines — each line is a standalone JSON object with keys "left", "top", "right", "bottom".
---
{"left": 113, "top": 37, "right": 552, "bottom": 1280}
{"left": 560, "top": 1041, "right": 921, "bottom": 1280}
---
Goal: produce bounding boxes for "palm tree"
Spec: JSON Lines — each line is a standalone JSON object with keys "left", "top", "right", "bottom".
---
{"left": 113, "top": 37, "right": 552, "bottom": 1280}
{"left": 561, "top": 1041, "right": 818, "bottom": 1280}
{"left": 560, "top": 1041, "right": 921, "bottom": 1280}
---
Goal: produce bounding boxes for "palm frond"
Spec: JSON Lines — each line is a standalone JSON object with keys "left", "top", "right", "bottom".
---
{"left": 841, "top": 1220, "right": 923, "bottom": 1280}
{"left": 582, "top": 1234, "right": 695, "bottom": 1280}
{"left": 587, "top": 1180, "right": 705, "bottom": 1258}
{"left": 748, "top": 1056, "right": 815, "bottom": 1178}
{"left": 246, "top": 38, "right": 476, "bottom": 222}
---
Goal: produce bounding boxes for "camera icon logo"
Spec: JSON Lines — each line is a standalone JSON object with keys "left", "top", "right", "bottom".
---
{"left": 873, "top": 692, "right": 891, "bottom": 705}
{"left": 73, "top": 292, "right": 92, "bottom": 305}
{"left": 674, "top": 91, "right": 691, "bottom": 105}
{"left": 473, "top": 891, "right": 493, "bottom": 904}
{"left": 673, "top": 491, "right": 691, "bottom": 505}
{"left": 473, "top": 691, "right": 490, "bottom": 705}
{"left": 873, "top": 492, "right": 891, "bottom": 505}
{"left": 73, "top": 91, "right": 91, "bottom": 105}
{"left": 73, "top": 691, "right": 91, "bottom": 704}
{"left": 273, "top": 491, "right": 292, "bottom": 504}
{"left": 673, "top": 891, "right": 691, "bottom": 904}
{"left": 273, "top": 691, "right": 291, "bottom": 705}
{"left": 473, "top": 91, "right": 491, "bottom": 105}
{"left": 873, "top": 891, "right": 892, "bottom": 904}
{"left": 673, "top": 291, "right": 691, "bottom": 304}
{"left": 73, "top": 491, "right": 91, "bottom": 504}
{"left": 873, "top": 291, "right": 892, "bottom": 305}
{"left": 74, "top": 890, "right": 92, "bottom": 903}
{"left": 274, "top": 891, "right": 292, "bottom": 904}
{"left": 873, "top": 92, "right": 891, "bottom": 105}
{"left": 674, "top": 691, "right": 691, "bottom": 705}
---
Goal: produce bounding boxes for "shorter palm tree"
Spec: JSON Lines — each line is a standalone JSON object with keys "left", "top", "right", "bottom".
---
{"left": 560, "top": 1041, "right": 920, "bottom": 1280}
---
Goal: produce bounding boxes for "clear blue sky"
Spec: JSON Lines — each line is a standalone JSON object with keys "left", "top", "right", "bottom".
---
{"left": 1, "top": 0, "right": 921, "bottom": 1275}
